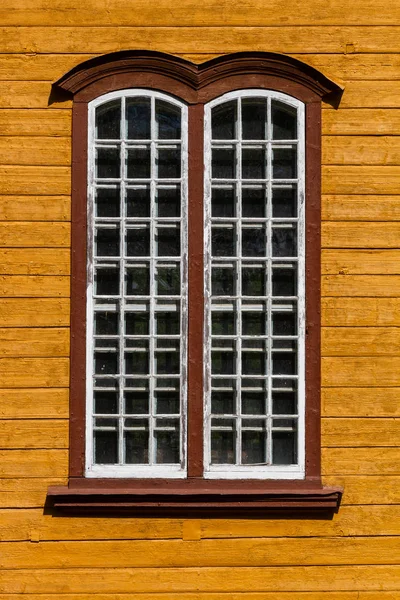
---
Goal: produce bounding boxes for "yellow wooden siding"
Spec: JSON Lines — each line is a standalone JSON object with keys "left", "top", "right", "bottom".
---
{"left": 0, "top": 2, "right": 400, "bottom": 599}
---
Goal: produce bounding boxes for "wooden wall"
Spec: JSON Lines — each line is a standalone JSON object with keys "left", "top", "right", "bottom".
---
{"left": 1, "top": 1, "right": 400, "bottom": 597}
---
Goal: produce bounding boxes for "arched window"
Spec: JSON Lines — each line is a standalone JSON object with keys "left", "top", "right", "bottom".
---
{"left": 48, "top": 51, "right": 343, "bottom": 513}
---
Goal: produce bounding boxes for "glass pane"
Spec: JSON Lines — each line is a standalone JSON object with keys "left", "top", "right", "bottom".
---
{"left": 272, "top": 391, "right": 297, "bottom": 415}
{"left": 125, "top": 351, "right": 149, "bottom": 375}
{"left": 212, "top": 350, "right": 235, "bottom": 375}
{"left": 212, "top": 227, "right": 235, "bottom": 256}
{"left": 96, "top": 267, "right": 119, "bottom": 296}
{"left": 94, "top": 429, "right": 118, "bottom": 464}
{"left": 95, "top": 227, "right": 120, "bottom": 257}
{"left": 272, "top": 267, "right": 297, "bottom": 296}
{"left": 156, "top": 311, "right": 180, "bottom": 335}
{"left": 242, "top": 312, "right": 265, "bottom": 336}
{"left": 212, "top": 100, "right": 237, "bottom": 140}
{"left": 127, "top": 147, "right": 150, "bottom": 179}
{"left": 95, "top": 351, "right": 118, "bottom": 375}
{"left": 126, "top": 227, "right": 150, "bottom": 256}
{"left": 156, "top": 266, "right": 180, "bottom": 295}
{"left": 95, "top": 187, "right": 120, "bottom": 217}
{"left": 272, "top": 100, "right": 297, "bottom": 140}
{"left": 273, "top": 147, "right": 297, "bottom": 179}
{"left": 242, "top": 187, "right": 265, "bottom": 218}
{"left": 242, "top": 430, "right": 265, "bottom": 464}
{"left": 272, "top": 352, "right": 296, "bottom": 375}
{"left": 212, "top": 266, "right": 235, "bottom": 296}
{"left": 156, "top": 187, "right": 180, "bottom": 217}
{"left": 212, "top": 391, "right": 235, "bottom": 414}
{"left": 126, "top": 97, "right": 151, "bottom": 139}
{"left": 212, "top": 187, "right": 235, "bottom": 217}
{"left": 125, "top": 312, "right": 149, "bottom": 335}
{"left": 241, "top": 392, "right": 265, "bottom": 415}
{"left": 126, "top": 187, "right": 150, "bottom": 218}
{"left": 242, "top": 147, "right": 265, "bottom": 180}
{"left": 242, "top": 351, "right": 265, "bottom": 375}
{"left": 272, "top": 312, "right": 297, "bottom": 336}
{"left": 156, "top": 100, "right": 181, "bottom": 139}
{"left": 125, "top": 391, "right": 149, "bottom": 414}
{"left": 157, "top": 147, "right": 181, "bottom": 179}
{"left": 96, "top": 147, "right": 120, "bottom": 179}
{"left": 242, "top": 98, "right": 267, "bottom": 140}
{"left": 272, "top": 227, "right": 297, "bottom": 257}
{"left": 96, "top": 100, "right": 121, "bottom": 140}
{"left": 95, "top": 312, "right": 119, "bottom": 336}
{"left": 125, "top": 430, "right": 149, "bottom": 464}
{"left": 155, "top": 351, "right": 180, "bottom": 375}
{"left": 156, "top": 227, "right": 180, "bottom": 256}
{"left": 94, "top": 390, "right": 118, "bottom": 414}
{"left": 272, "top": 430, "right": 297, "bottom": 464}
{"left": 242, "top": 227, "right": 266, "bottom": 257}
{"left": 126, "top": 266, "right": 150, "bottom": 296}
{"left": 212, "top": 148, "right": 235, "bottom": 179}
{"left": 272, "top": 186, "right": 297, "bottom": 218}
{"left": 242, "top": 266, "right": 266, "bottom": 296}
{"left": 155, "top": 429, "right": 180, "bottom": 464}
{"left": 212, "top": 311, "right": 235, "bottom": 335}
{"left": 156, "top": 391, "right": 180, "bottom": 414}
{"left": 211, "top": 429, "right": 235, "bottom": 464}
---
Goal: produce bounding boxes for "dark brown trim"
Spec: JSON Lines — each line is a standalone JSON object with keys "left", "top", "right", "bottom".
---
{"left": 47, "top": 484, "right": 342, "bottom": 516}
{"left": 50, "top": 50, "right": 342, "bottom": 513}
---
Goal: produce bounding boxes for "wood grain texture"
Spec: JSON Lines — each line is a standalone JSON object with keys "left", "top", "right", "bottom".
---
{"left": 322, "top": 387, "right": 400, "bottom": 417}
{"left": 322, "top": 356, "right": 400, "bottom": 386}
{"left": 0, "top": 388, "right": 68, "bottom": 418}
{"left": 0, "top": 110, "right": 70, "bottom": 137}
{"left": 322, "top": 298, "right": 400, "bottom": 326}
{"left": 0, "top": 196, "right": 70, "bottom": 221}
{"left": 0, "top": 276, "right": 69, "bottom": 298}
{"left": 322, "top": 447, "right": 400, "bottom": 475}
{"left": 0, "top": 328, "right": 69, "bottom": 357}
{"left": 322, "top": 327, "right": 400, "bottom": 356}
{"left": 322, "top": 222, "right": 400, "bottom": 248}
{"left": 322, "top": 418, "right": 400, "bottom": 447}
{"left": 322, "top": 167, "right": 400, "bottom": 195}
{"left": 0, "top": 167, "right": 70, "bottom": 195}
{"left": 0, "top": 137, "right": 70, "bottom": 166}
{"left": 0, "top": 596, "right": 397, "bottom": 600}
{"left": 0, "top": 565, "right": 398, "bottom": 593}
{"left": 322, "top": 196, "right": 400, "bottom": 222}
{"left": 322, "top": 250, "right": 400, "bottom": 275}
{"left": 323, "top": 136, "right": 400, "bottom": 166}
{"left": 0, "top": 82, "right": 71, "bottom": 109}
{"left": 323, "top": 110, "right": 400, "bottom": 135}
{"left": 322, "top": 275, "right": 400, "bottom": 297}
{"left": 0, "top": 223, "right": 69, "bottom": 248}
{"left": 0, "top": 249, "right": 70, "bottom": 275}
{"left": 0, "top": 299, "right": 69, "bottom": 327}
{"left": 0, "top": 358, "right": 69, "bottom": 388}
{"left": 0, "top": 478, "right": 66, "bottom": 508}
{"left": 0, "top": 450, "right": 68, "bottom": 478}
{"left": 0, "top": 420, "right": 67, "bottom": 449}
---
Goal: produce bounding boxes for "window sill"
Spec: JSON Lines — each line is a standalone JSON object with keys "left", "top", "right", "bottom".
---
{"left": 47, "top": 481, "right": 342, "bottom": 516}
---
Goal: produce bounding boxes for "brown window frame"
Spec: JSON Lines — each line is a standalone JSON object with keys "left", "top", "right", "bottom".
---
{"left": 47, "top": 51, "right": 343, "bottom": 515}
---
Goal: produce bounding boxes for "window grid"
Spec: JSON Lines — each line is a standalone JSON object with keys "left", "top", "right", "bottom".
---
{"left": 86, "top": 90, "right": 188, "bottom": 477}
{"left": 204, "top": 90, "right": 305, "bottom": 478}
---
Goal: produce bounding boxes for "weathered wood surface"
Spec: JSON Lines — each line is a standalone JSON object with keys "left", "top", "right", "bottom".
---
{"left": 323, "top": 137, "right": 400, "bottom": 166}
{"left": 0, "top": 596, "right": 397, "bottom": 600}
{"left": 0, "top": 328, "right": 69, "bottom": 357}
{"left": 0, "top": 249, "right": 70, "bottom": 275}
{"left": 0, "top": 196, "right": 70, "bottom": 221}
{"left": 322, "top": 298, "right": 400, "bottom": 326}
{"left": 0, "top": 110, "right": 70, "bottom": 136}
{"left": 0, "top": 388, "right": 68, "bottom": 418}
{"left": 322, "top": 387, "right": 400, "bottom": 417}
{"left": 322, "top": 327, "right": 400, "bottom": 355}
{"left": 0, "top": 167, "right": 70, "bottom": 196}
{"left": 0, "top": 420, "right": 67, "bottom": 449}
{"left": 0, "top": 358, "right": 69, "bottom": 388}
{"left": 0, "top": 565, "right": 399, "bottom": 593}
{"left": 0, "top": 299, "right": 69, "bottom": 327}
{"left": 322, "top": 250, "right": 400, "bottom": 275}
{"left": 322, "top": 196, "right": 400, "bottom": 222}
{"left": 0, "top": 137, "right": 70, "bottom": 166}
{"left": 0, "top": 276, "right": 69, "bottom": 298}
{"left": 0, "top": 222, "right": 70, "bottom": 247}
{"left": 322, "top": 275, "right": 400, "bottom": 297}
{"left": 0, "top": 450, "right": 68, "bottom": 478}
{"left": 322, "top": 356, "right": 400, "bottom": 386}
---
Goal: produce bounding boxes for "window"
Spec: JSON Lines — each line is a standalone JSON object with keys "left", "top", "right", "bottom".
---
{"left": 48, "top": 51, "right": 343, "bottom": 513}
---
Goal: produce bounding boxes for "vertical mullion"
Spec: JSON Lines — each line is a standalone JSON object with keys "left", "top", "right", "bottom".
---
{"left": 149, "top": 94, "right": 156, "bottom": 466}
{"left": 266, "top": 95, "right": 273, "bottom": 466}
{"left": 119, "top": 95, "right": 126, "bottom": 465}
{"left": 180, "top": 104, "right": 189, "bottom": 472}
{"left": 236, "top": 98, "right": 242, "bottom": 467}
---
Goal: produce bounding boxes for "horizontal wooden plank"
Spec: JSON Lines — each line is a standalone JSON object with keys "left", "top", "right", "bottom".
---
{"left": 324, "top": 475, "right": 400, "bottom": 505}
{"left": 322, "top": 275, "right": 400, "bottom": 297}
{"left": 0, "top": 595, "right": 396, "bottom": 600}
{"left": 322, "top": 250, "right": 400, "bottom": 275}
{"left": 0, "top": 420, "right": 67, "bottom": 450}
{"left": 322, "top": 356, "right": 400, "bottom": 386}
{"left": 323, "top": 447, "right": 400, "bottom": 475}
{"left": 323, "top": 136, "right": 400, "bottom": 166}
{"left": 322, "top": 222, "right": 400, "bottom": 248}
{"left": 0, "top": 276, "right": 69, "bottom": 298}
{"left": 0, "top": 358, "right": 69, "bottom": 388}
{"left": 0, "top": 328, "right": 69, "bottom": 358}
{"left": 322, "top": 298, "right": 400, "bottom": 327}
{"left": 0, "top": 82, "right": 71, "bottom": 109}
{"left": 323, "top": 110, "right": 400, "bottom": 136}
{"left": 322, "top": 418, "right": 400, "bottom": 447}
{"left": 0, "top": 137, "right": 70, "bottom": 166}
{"left": 0, "top": 249, "right": 70, "bottom": 275}
{"left": 0, "top": 166, "right": 70, "bottom": 196}
{"left": 0, "top": 222, "right": 69, "bottom": 247}
{"left": 322, "top": 195, "right": 400, "bottom": 221}
{"left": 0, "top": 450, "right": 68, "bottom": 478}
{"left": 322, "top": 166, "right": 400, "bottom": 195}
{"left": 0, "top": 299, "right": 69, "bottom": 327}
{"left": 330, "top": 81, "right": 400, "bottom": 109}
{"left": 0, "top": 110, "right": 70, "bottom": 137}
{"left": 0, "top": 196, "right": 70, "bottom": 221}
{"left": 4, "top": 26, "right": 400, "bottom": 55}
{"left": 0, "top": 565, "right": 398, "bottom": 593}
{"left": 0, "top": 1, "right": 398, "bottom": 27}
{"left": 0, "top": 388, "right": 68, "bottom": 419}
{"left": 322, "top": 327, "right": 400, "bottom": 356}
{"left": 2, "top": 537, "right": 400, "bottom": 570}
{"left": 2, "top": 504, "right": 400, "bottom": 542}
{"left": 322, "top": 388, "right": 400, "bottom": 417}
{"left": 0, "top": 478, "right": 66, "bottom": 508}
